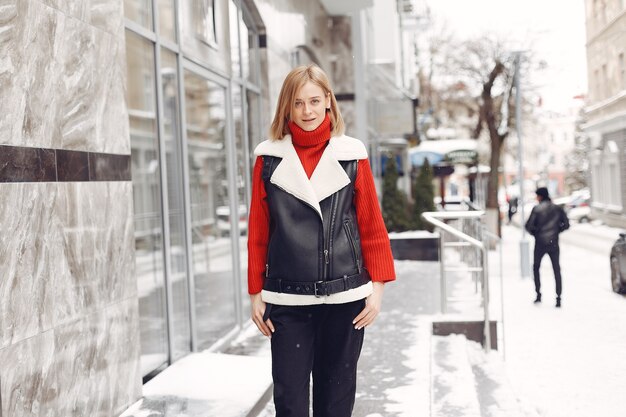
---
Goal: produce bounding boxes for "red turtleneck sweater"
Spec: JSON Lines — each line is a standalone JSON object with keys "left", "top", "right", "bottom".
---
{"left": 247, "top": 114, "right": 396, "bottom": 294}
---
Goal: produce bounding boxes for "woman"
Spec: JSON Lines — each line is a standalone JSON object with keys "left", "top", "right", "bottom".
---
{"left": 248, "top": 64, "right": 395, "bottom": 417}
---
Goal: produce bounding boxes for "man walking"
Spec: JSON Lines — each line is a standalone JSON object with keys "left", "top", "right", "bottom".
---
{"left": 525, "top": 187, "right": 570, "bottom": 307}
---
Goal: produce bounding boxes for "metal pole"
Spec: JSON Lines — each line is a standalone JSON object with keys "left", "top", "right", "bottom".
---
{"left": 515, "top": 52, "right": 531, "bottom": 278}
{"left": 439, "top": 228, "right": 447, "bottom": 314}
{"left": 482, "top": 246, "right": 491, "bottom": 352}
{"left": 499, "top": 233, "right": 505, "bottom": 360}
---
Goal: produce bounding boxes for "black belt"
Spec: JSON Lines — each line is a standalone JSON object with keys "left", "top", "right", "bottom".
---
{"left": 263, "top": 270, "right": 371, "bottom": 297}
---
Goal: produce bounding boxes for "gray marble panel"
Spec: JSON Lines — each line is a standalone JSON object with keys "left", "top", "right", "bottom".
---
{"left": 0, "top": 1, "right": 129, "bottom": 154}
{"left": 52, "top": 298, "right": 141, "bottom": 416}
{"left": 0, "top": 181, "right": 135, "bottom": 349}
{"left": 0, "top": 1, "right": 58, "bottom": 148}
{"left": 0, "top": 330, "right": 57, "bottom": 416}
{"left": 38, "top": 0, "right": 89, "bottom": 21}
{"left": 54, "top": 182, "right": 136, "bottom": 325}
{"left": 90, "top": 0, "right": 124, "bottom": 38}
{"left": 0, "top": 299, "right": 141, "bottom": 417}
{"left": 89, "top": 30, "right": 130, "bottom": 155}
{"left": 0, "top": 183, "right": 65, "bottom": 349}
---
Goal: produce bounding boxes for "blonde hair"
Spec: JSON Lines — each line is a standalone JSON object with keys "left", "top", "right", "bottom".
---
{"left": 269, "top": 65, "right": 345, "bottom": 140}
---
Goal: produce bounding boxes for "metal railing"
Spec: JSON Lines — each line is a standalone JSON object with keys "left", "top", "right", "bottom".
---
{"left": 482, "top": 228, "right": 506, "bottom": 359}
{"left": 422, "top": 210, "right": 491, "bottom": 352}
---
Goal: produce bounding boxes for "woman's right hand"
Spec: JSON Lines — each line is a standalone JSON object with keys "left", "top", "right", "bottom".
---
{"left": 250, "top": 293, "right": 274, "bottom": 337}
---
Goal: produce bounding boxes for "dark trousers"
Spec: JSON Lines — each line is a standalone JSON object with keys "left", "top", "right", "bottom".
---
{"left": 268, "top": 299, "right": 366, "bottom": 417}
{"left": 533, "top": 242, "right": 562, "bottom": 297}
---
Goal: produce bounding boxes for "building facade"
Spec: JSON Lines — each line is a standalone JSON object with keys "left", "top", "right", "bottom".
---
{"left": 0, "top": 0, "right": 399, "bottom": 416}
{"left": 584, "top": 0, "right": 626, "bottom": 227}
{"left": 0, "top": 1, "right": 140, "bottom": 416}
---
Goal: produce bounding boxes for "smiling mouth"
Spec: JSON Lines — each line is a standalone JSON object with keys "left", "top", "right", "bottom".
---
{"left": 303, "top": 118, "right": 316, "bottom": 122}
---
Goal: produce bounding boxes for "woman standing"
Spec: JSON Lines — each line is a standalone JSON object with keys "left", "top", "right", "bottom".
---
{"left": 248, "top": 64, "right": 395, "bottom": 417}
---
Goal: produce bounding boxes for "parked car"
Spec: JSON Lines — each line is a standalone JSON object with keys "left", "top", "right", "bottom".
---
{"left": 555, "top": 189, "right": 592, "bottom": 223}
{"left": 555, "top": 188, "right": 590, "bottom": 211}
{"left": 566, "top": 189, "right": 590, "bottom": 210}
{"left": 610, "top": 232, "right": 626, "bottom": 294}
{"left": 216, "top": 204, "right": 248, "bottom": 236}
{"left": 567, "top": 205, "right": 592, "bottom": 223}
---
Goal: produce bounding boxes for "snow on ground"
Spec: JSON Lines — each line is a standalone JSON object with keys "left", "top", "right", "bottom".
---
{"left": 497, "top": 224, "right": 626, "bottom": 417}
{"left": 132, "top": 221, "right": 625, "bottom": 417}
{"left": 121, "top": 351, "right": 271, "bottom": 417}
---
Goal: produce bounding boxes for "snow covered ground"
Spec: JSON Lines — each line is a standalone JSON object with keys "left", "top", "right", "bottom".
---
{"left": 498, "top": 224, "right": 626, "bottom": 417}
{"left": 120, "top": 221, "right": 626, "bottom": 417}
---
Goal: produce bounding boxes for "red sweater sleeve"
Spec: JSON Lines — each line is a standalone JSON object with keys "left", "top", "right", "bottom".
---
{"left": 247, "top": 156, "right": 269, "bottom": 294}
{"left": 354, "top": 159, "right": 396, "bottom": 282}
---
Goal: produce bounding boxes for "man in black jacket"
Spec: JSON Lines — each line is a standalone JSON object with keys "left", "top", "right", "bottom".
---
{"left": 525, "top": 187, "right": 570, "bottom": 307}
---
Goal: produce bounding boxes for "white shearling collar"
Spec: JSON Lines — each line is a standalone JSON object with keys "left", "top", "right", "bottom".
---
{"left": 254, "top": 135, "right": 368, "bottom": 219}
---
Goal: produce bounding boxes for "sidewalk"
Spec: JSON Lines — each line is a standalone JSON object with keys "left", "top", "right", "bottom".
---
{"left": 120, "top": 244, "right": 528, "bottom": 417}
{"left": 496, "top": 223, "right": 626, "bottom": 417}
{"left": 120, "top": 221, "right": 626, "bottom": 417}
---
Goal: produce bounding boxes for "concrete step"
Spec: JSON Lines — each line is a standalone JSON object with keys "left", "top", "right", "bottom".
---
{"left": 431, "top": 334, "right": 482, "bottom": 417}
{"left": 120, "top": 352, "right": 272, "bottom": 417}
{"left": 465, "top": 342, "right": 541, "bottom": 417}
{"left": 432, "top": 334, "right": 540, "bottom": 417}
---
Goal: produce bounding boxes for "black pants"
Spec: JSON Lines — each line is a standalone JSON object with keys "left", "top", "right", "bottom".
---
{"left": 533, "top": 242, "right": 562, "bottom": 297}
{"left": 268, "top": 299, "right": 366, "bottom": 417}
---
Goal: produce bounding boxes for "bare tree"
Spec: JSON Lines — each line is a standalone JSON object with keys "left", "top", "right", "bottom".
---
{"left": 446, "top": 37, "right": 516, "bottom": 234}
{"left": 427, "top": 33, "right": 544, "bottom": 234}
{"left": 564, "top": 107, "right": 589, "bottom": 193}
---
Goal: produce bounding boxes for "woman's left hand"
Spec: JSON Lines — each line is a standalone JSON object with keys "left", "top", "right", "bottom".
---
{"left": 353, "top": 281, "right": 384, "bottom": 330}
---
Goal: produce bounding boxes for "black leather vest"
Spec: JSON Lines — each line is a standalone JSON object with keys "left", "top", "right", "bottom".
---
{"left": 261, "top": 156, "right": 364, "bottom": 285}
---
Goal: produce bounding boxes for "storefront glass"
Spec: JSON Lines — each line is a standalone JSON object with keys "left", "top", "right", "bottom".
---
{"left": 158, "top": 0, "right": 177, "bottom": 42}
{"left": 125, "top": 0, "right": 154, "bottom": 30}
{"left": 229, "top": 0, "right": 241, "bottom": 78}
{"left": 125, "top": 0, "right": 264, "bottom": 378}
{"left": 184, "top": 71, "right": 237, "bottom": 350}
{"left": 161, "top": 49, "right": 192, "bottom": 360}
{"left": 125, "top": 31, "right": 169, "bottom": 376}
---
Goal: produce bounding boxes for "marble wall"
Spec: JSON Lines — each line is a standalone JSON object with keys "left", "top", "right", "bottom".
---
{"left": 0, "top": 0, "right": 128, "bottom": 154}
{"left": 0, "top": 1, "right": 140, "bottom": 416}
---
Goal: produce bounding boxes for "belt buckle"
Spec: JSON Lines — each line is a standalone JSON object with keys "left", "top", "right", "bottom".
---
{"left": 314, "top": 281, "right": 325, "bottom": 297}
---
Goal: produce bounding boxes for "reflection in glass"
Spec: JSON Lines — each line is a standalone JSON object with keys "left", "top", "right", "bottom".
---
{"left": 229, "top": 0, "right": 241, "bottom": 78}
{"left": 126, "top": 31, "right": 168, "bottom": 376}
{"left": 161, "top": 49, "right": 191, "bottom": 360}
{"left": 232, "top": 86, "right": 250, "bottom": 313}
{"left": 184, "top": 71, "right": 236, "bottom": 349}
{"left": 240, "top": 11, "right": 258, "bottom": 85}
{"left": 124, "top": 0, "right": 154, "bottom": 31}
{"left": 239, "top": 12, "right": 250, "bottom": 82}
{"left": 246, "top": 90, "right": 262, "bottom": 162}
{"left": 194, "top": 0, "right": 217, "bottom": 46}
{"left": 158, "top": 0, "right": 177, "bottom": 41}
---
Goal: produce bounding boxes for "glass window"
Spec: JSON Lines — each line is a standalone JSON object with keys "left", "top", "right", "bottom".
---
{"left": 160, "top": 49, "right": 192, "bottom": 360}
{"left": 126, "top": 31, "right": 168, "bottom": 376}
{"left": 229, "top": 0, "right": 241, "bottom": 78}
{"left": 184, "top": 71, "right": 236, "bottom": 349}
{"left": 232, "top": 86, "right": 250, "bottom": 313}
{"left": 239, "top": 11, "right": 259, "bottom": 85}
{"left": 194, "top": 0, "right": 217, "bottom": 46}
{"left": 158, "top": 0, "right": 177, "bottom": 41}
{"left": 239, "top": 13, "right": 250, "bottom": 81}
{"left": 125, "top": 0, "right": 153, "bottom": 30}
{"left": 246, "top": 90, "right": 261, "bottom": 175}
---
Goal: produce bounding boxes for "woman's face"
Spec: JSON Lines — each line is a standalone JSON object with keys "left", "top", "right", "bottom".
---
{"left": 291, "top": 81, "right": 330, "bottom": 131}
